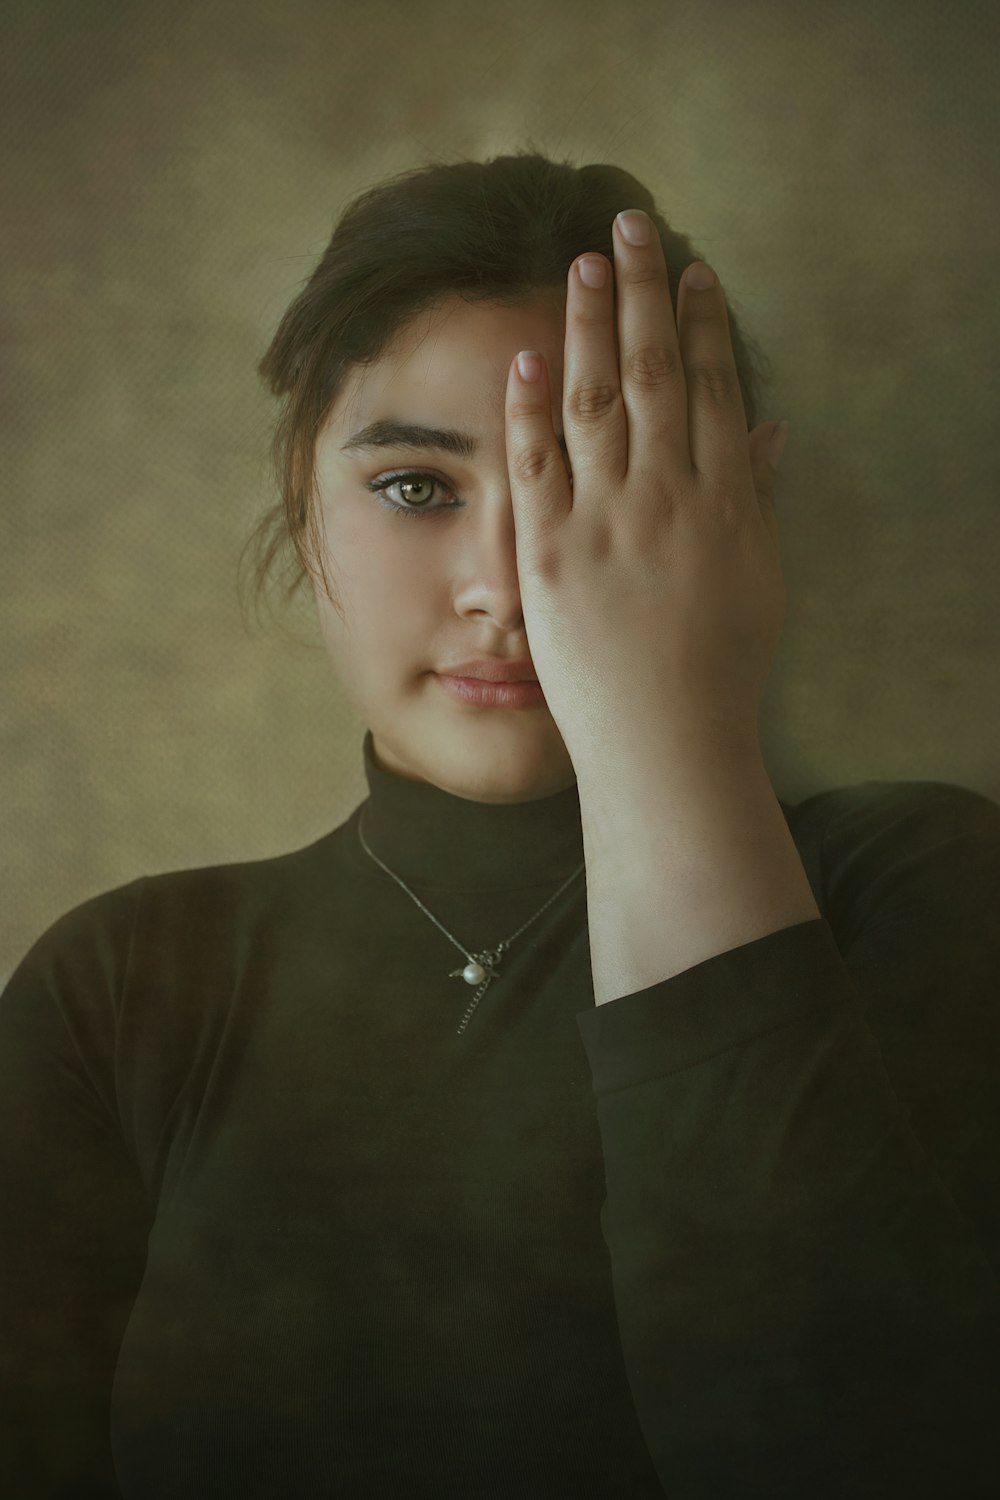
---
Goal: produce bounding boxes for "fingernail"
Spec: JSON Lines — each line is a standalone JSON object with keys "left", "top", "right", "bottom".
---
{"left": 616, "top": 210, "right": 651, "bottom": 246}
{"left": 517, "top": 350, "right": 543, "bottom": 382}
{"left": 578, "top": 255, "right": 607, "bottom": 288}
{"left": 685, "top": 262, "right": 715, "bottom": 290}
{"left": 768, "top": 420, "right": 790, "bottom": 468}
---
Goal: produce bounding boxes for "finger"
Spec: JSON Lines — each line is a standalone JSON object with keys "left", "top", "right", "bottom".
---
{"left": 612, "top": 209, "right": 689, "bottom": 481}
{"left": 504, "top": 350, "right": 572, "bottom": 560}
{"left": 676, "top": 262, "right": 750, "bottom": 488}
{"left": 561, "top": 252, "right": 628, "bottom": 498}
{"left": 750, "top": 421, "right": 782, "bottom": 550}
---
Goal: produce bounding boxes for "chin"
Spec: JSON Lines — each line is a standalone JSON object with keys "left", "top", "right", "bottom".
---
{"left": 373, "top": 709, "right": 576, "bottom": 802}
{"left": 430, "top": 723, "right": 577, "bottom": 805}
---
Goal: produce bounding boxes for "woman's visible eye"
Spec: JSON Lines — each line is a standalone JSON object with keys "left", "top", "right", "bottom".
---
{"left": 365, "top": 470, "right": 463, "bottom": 521}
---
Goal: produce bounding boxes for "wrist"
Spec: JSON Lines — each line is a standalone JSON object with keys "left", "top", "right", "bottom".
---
{"left": 575, "top": 738, "right": 784, "bottom": 873}
{"left": 573, "top": 726, "right": 770, "bottom": 811}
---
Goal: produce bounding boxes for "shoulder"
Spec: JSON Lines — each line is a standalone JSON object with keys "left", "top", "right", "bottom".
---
{"left": 5, "top": 826, "right": 345, "bottom": 999}
{"left": 785, "top": 778, "right": 1000, "bottom": 951}
{"left": 789, "top": 777, "right": 1000, "bottom": 847}
{"left": 0, "top": 830, "right": 352, "bottom": 1151}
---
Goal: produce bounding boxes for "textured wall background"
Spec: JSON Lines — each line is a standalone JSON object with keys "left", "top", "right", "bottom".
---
{"left": 3, "top": 0, "right": 998, "bottom": 979}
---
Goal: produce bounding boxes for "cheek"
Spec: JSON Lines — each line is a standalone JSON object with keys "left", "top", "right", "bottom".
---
{"left": 351, "top": 515, "right": 445, "bottom": 595}
{"left": 315, "top": 506, "right": 448, "bottom": 650}
{"left": 354, "top": 542, "right": 433, "bottom": 616}
{"left": 319, "top": 540, "right": 438, "bottom": 655}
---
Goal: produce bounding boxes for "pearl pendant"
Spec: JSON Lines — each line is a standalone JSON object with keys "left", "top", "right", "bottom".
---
{"left": 462, "top": 961, "right": 486, "bottom": 985}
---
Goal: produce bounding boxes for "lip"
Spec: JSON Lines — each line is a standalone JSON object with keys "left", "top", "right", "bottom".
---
{"left": 436, "top": 675, "right": 546, "bottom": 710}
{"left": 438, "top": 659, "right": 538, "bottom": 682}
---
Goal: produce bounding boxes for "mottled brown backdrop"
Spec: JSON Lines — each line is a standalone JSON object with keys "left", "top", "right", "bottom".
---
{"left": 3, "top": 0, "right": 998, "bottom": 980}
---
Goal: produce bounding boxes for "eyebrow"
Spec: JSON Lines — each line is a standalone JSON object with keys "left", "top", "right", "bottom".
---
{"left": 340, "top": 419, "right": 569, "bottom": 463}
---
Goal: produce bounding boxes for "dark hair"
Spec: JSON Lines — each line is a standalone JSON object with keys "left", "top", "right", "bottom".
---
{"left": 241, "top": 146, "right": 772, "bottom": 620}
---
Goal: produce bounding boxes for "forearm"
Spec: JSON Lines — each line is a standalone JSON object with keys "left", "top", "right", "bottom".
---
{"left": 575, "top": 740, "right": 820, "bottom": 1006}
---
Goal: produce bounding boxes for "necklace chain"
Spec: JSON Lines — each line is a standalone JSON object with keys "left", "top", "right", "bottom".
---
{"left": 356, "top": 802, "right": 586, "bottom": 1034}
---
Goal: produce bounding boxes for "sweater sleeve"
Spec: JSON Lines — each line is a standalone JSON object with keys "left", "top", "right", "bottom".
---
{"left": 0, "top": 880, "right": 152, "bottom": 1500}
{"left": 574, "top": 781, "right": 1000, "bottom": 1499}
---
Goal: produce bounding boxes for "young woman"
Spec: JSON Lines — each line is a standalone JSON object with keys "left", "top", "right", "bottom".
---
{"left": 2, "top": 150, "right": 998, "bottom": 1499}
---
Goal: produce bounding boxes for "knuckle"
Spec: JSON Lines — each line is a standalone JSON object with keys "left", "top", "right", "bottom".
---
{"left": 624, "top": 342, "right": 681, "bottom": 388}
{"left": 688, "top": 361, "right": 741, "bottom": 407}
{"left": 527, "top": 537, "right": 564, "bottom": 581}
{"left": 566, "top": 378, "right": 620, "bottom": 421}
{"left": 507, "top": 398, "right": 543, "bottom": 425}
{"left": 572, "top": 304, "right": 608, "bottom": 332}
{"left": 622, "top": 264, "right": 665, "bottom": 293}
{"left": 512, "top": 444, "right": 563, "bottom": 485}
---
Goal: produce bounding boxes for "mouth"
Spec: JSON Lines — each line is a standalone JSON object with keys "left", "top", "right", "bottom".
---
{"left": 435, "top": 674, "right": 547, "bottom": 710}
{"left": 437, "top": 660, "right": 538, "bottom": 683}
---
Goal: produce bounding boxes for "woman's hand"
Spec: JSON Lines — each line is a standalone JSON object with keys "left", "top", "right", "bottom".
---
{"left": 505, "top": 209, "right": 790, "bottom": 772}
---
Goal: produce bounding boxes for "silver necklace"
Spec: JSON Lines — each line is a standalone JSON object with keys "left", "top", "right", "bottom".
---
{"left": 356, "top": 803, "right": 586, "bottom": 1035}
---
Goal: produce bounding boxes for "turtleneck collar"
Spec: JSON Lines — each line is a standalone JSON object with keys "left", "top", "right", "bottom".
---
{"left": 352, "top": 729, "right": 586, "bottom": 893}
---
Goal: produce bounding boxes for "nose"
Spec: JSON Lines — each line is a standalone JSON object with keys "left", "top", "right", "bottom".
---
{"left": 451, "top": 492, "right": 525, "bottom": 630}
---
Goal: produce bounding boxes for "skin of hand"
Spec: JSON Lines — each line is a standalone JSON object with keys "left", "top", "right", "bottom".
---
{"left": 504, "top": 210, "right": 790, "bottom": 771}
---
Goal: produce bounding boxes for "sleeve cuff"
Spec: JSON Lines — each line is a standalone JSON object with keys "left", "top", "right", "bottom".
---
{"left": 575, "top": 917, "right": 860, "bottom": 1094}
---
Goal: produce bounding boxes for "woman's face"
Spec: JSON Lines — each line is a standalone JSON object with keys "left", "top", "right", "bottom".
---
{"left": 311, "top": 292, "right": 580, "bottom": 805}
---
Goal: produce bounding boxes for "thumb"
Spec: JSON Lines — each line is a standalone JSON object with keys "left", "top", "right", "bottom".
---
{"left": 766, "top": 419, "right": 791, "bottom": 470}
{"left": 750, "top": 420, "right": 789, "bottom": 539}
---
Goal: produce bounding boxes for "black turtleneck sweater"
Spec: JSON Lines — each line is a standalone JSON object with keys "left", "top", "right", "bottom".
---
{"left": 2, "top": 732, "right": 999, "bottom": 1498}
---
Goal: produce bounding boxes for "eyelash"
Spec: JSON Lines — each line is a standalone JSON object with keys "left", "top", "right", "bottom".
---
{"left": 366, "top": 470, "right": 463, "bottom": 521}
